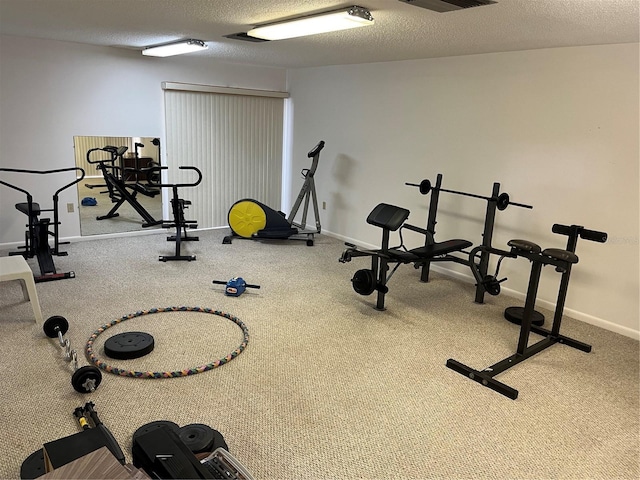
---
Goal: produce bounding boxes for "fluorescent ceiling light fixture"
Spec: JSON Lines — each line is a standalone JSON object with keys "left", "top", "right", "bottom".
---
{"left": 246, "top": 6, "right": 374, "bottom": 41}
{"left": 142, "top": 39, "right": 208, "bottom": 57}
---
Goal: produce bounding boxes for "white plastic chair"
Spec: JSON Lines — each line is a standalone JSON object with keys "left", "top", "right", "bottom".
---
{"left": 0, "top": 255, "right": 43, "bottom": 324}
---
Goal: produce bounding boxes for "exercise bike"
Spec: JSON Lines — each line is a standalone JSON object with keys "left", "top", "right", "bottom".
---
{"left": 222, "top": 140, "right": 325, "bottom": 247}
{"left": 0, "top": 167, "right": 85, "bottom": 282}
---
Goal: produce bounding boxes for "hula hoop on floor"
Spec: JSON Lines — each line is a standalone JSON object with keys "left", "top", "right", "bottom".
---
{"left": 85, "top": 306, "right": 249, "bottom": 379}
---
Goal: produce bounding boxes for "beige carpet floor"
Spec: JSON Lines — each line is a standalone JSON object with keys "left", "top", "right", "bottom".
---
{"left": 0, "top": 230, "right": 638, "bottom": 479}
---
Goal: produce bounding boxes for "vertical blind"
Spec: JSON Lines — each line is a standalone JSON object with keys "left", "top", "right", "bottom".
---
{"left": 164, "top": 87, "right": 286, "bottom": 229}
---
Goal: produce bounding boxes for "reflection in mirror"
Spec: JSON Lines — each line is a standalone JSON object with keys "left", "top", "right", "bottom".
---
{"left": 73, "top": 136, "right": 163, "bottom": 236}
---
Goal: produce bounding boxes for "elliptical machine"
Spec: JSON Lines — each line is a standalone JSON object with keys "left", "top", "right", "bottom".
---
{"left": 222, "top": 140, "right": 325, "bottom": 247}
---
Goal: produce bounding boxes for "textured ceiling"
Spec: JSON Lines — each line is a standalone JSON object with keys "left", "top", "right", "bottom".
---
{"left": 0, "top": 0, "right": 638, "bottom": 68}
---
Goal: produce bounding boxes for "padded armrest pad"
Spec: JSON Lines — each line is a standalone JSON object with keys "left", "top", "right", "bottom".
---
{"left": 543, "top": 248, "right": 579, "bottom": 264}
{"left": 366, "top": 203, "right": 410, "bottom": 231}
{"left": 507, "top": 239, "right": 541, "bottom": 254}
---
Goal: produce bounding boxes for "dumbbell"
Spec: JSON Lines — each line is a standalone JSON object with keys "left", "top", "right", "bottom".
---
{"left": 43, "top": 315, "right": 102, "bottom": 394}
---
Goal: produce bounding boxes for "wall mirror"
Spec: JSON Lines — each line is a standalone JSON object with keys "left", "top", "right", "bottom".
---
{"left": 73, "top": 136, "right": 163, "bottom": 236}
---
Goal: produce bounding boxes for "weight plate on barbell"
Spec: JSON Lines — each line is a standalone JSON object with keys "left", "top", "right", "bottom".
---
{"left": 483, "top": 275, "right": 501, "bottom": 296}
{"left": 352, "top": 269, "right": 376, "bottom": 296}
{"left": 104, "top": 332, "right": 155, "bottom": 360}
{"left": 496, "top": 193, "right": 510, "bottom": 211}
{"left": 43, "top": 315, "right": 69, "bottom": 338}
{"left": 71, "top": 365, "right": 102, "bottom": 393}
{"left": 419, "top": 179, "right": 431, "bottom": 195}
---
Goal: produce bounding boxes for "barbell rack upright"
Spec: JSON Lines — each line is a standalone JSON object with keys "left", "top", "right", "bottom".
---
{"left": 416, "top": 173, "right": 502, "bottom": 304}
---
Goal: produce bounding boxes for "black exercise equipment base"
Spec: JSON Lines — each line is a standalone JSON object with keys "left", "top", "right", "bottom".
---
{"left": 34, "top": 271, "right": 75, "bottom": 283}
{"left": 159, "top": 233, "right": 199, "bottom": 262}
{"left": 446, "top": 328, "right": 592, "bottom": 400}
{"left": 447, "top": 224, "right": 605, "bottom": 400}
{"left": 223, "top": 231, "right": 316, "bottom": 247}
{"left": 504, "top": 306, "right": 545, "bottom": 327}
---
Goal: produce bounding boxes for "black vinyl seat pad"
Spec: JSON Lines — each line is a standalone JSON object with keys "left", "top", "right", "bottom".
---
{"left": 15, "top": 202, "right": 41, "bottom": 217}
{"left": 386, "top": 239, "right": 473, "bottom": 263}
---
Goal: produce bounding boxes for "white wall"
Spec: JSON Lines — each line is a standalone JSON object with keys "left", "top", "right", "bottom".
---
{"left": 0, "top": 34, "right": 286, "bottom": 242}
{"left": 286, "top": 43, "right": 639, "bottom": 338}
{"left": 2, "top": 35, "right": 638, "bottom": 338}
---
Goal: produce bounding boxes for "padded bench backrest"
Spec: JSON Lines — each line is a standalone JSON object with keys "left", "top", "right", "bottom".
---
{"left": 366, "top": 203, "right": 410, "bottom": 231}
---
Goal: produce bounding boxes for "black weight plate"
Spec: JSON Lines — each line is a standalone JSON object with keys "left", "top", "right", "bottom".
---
{"left": 133, "top": 420, "right": 181, "bottom": 444}
{"left": 104, "top": 332, "right": 155, "bottom": 360}
{"left": 179, "top": 423, "right": 216, "bottom": 454}
{"left": 43, "top": 315, "right": 68, "bottom": 338}
{"left": 210, "top": 429, "right": 229, "bottom": 452}
{"left": 20, "top": 449, "right": 45, "bottom": 480}
{"left": 352, "top": 269, "right": 375, "bottom": 296}
{"left": 71, "top": 365, "right": 102, "bottom": 393}
{"left": 497, "top": 192, "right": 510, "bottom": 211}
{"left": 419, "top": 179, "right": 431, "bottom": 195}
{"left": 504, "top": 306, "right": 545, "bottom": 327}
{"left": 483, "top": 275, "right": 501, "bottom": 296}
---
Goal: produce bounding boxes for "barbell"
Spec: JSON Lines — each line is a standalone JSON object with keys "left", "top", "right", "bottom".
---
{"left": 43, "top": 315, "right": 102, "bottom": 394}
{"left": 405, "top": 179, "right": 533, "bottom": 211}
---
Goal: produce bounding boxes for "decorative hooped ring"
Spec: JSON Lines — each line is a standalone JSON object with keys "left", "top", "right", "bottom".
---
{"left": 85, "top": 306, "right": 249, "bottom": 379}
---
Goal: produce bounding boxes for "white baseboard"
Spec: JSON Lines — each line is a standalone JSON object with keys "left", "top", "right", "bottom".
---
{"left": 0, "top": 226, "right": 227, "bottom": 249}
{"left": 326, "top": 230, "right": 640, "bottom": 341}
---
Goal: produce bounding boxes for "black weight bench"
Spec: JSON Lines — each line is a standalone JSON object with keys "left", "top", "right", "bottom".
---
{"left": 340, "top": 203, "right": 472, "bottom": 310}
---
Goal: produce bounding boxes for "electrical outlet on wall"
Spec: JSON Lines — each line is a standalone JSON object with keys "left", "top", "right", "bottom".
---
{"left": 322, "top": 201, "right": 326, "bottom": 210}
{"left": 67, "top": 203, "right": 74, "bottom": 213}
